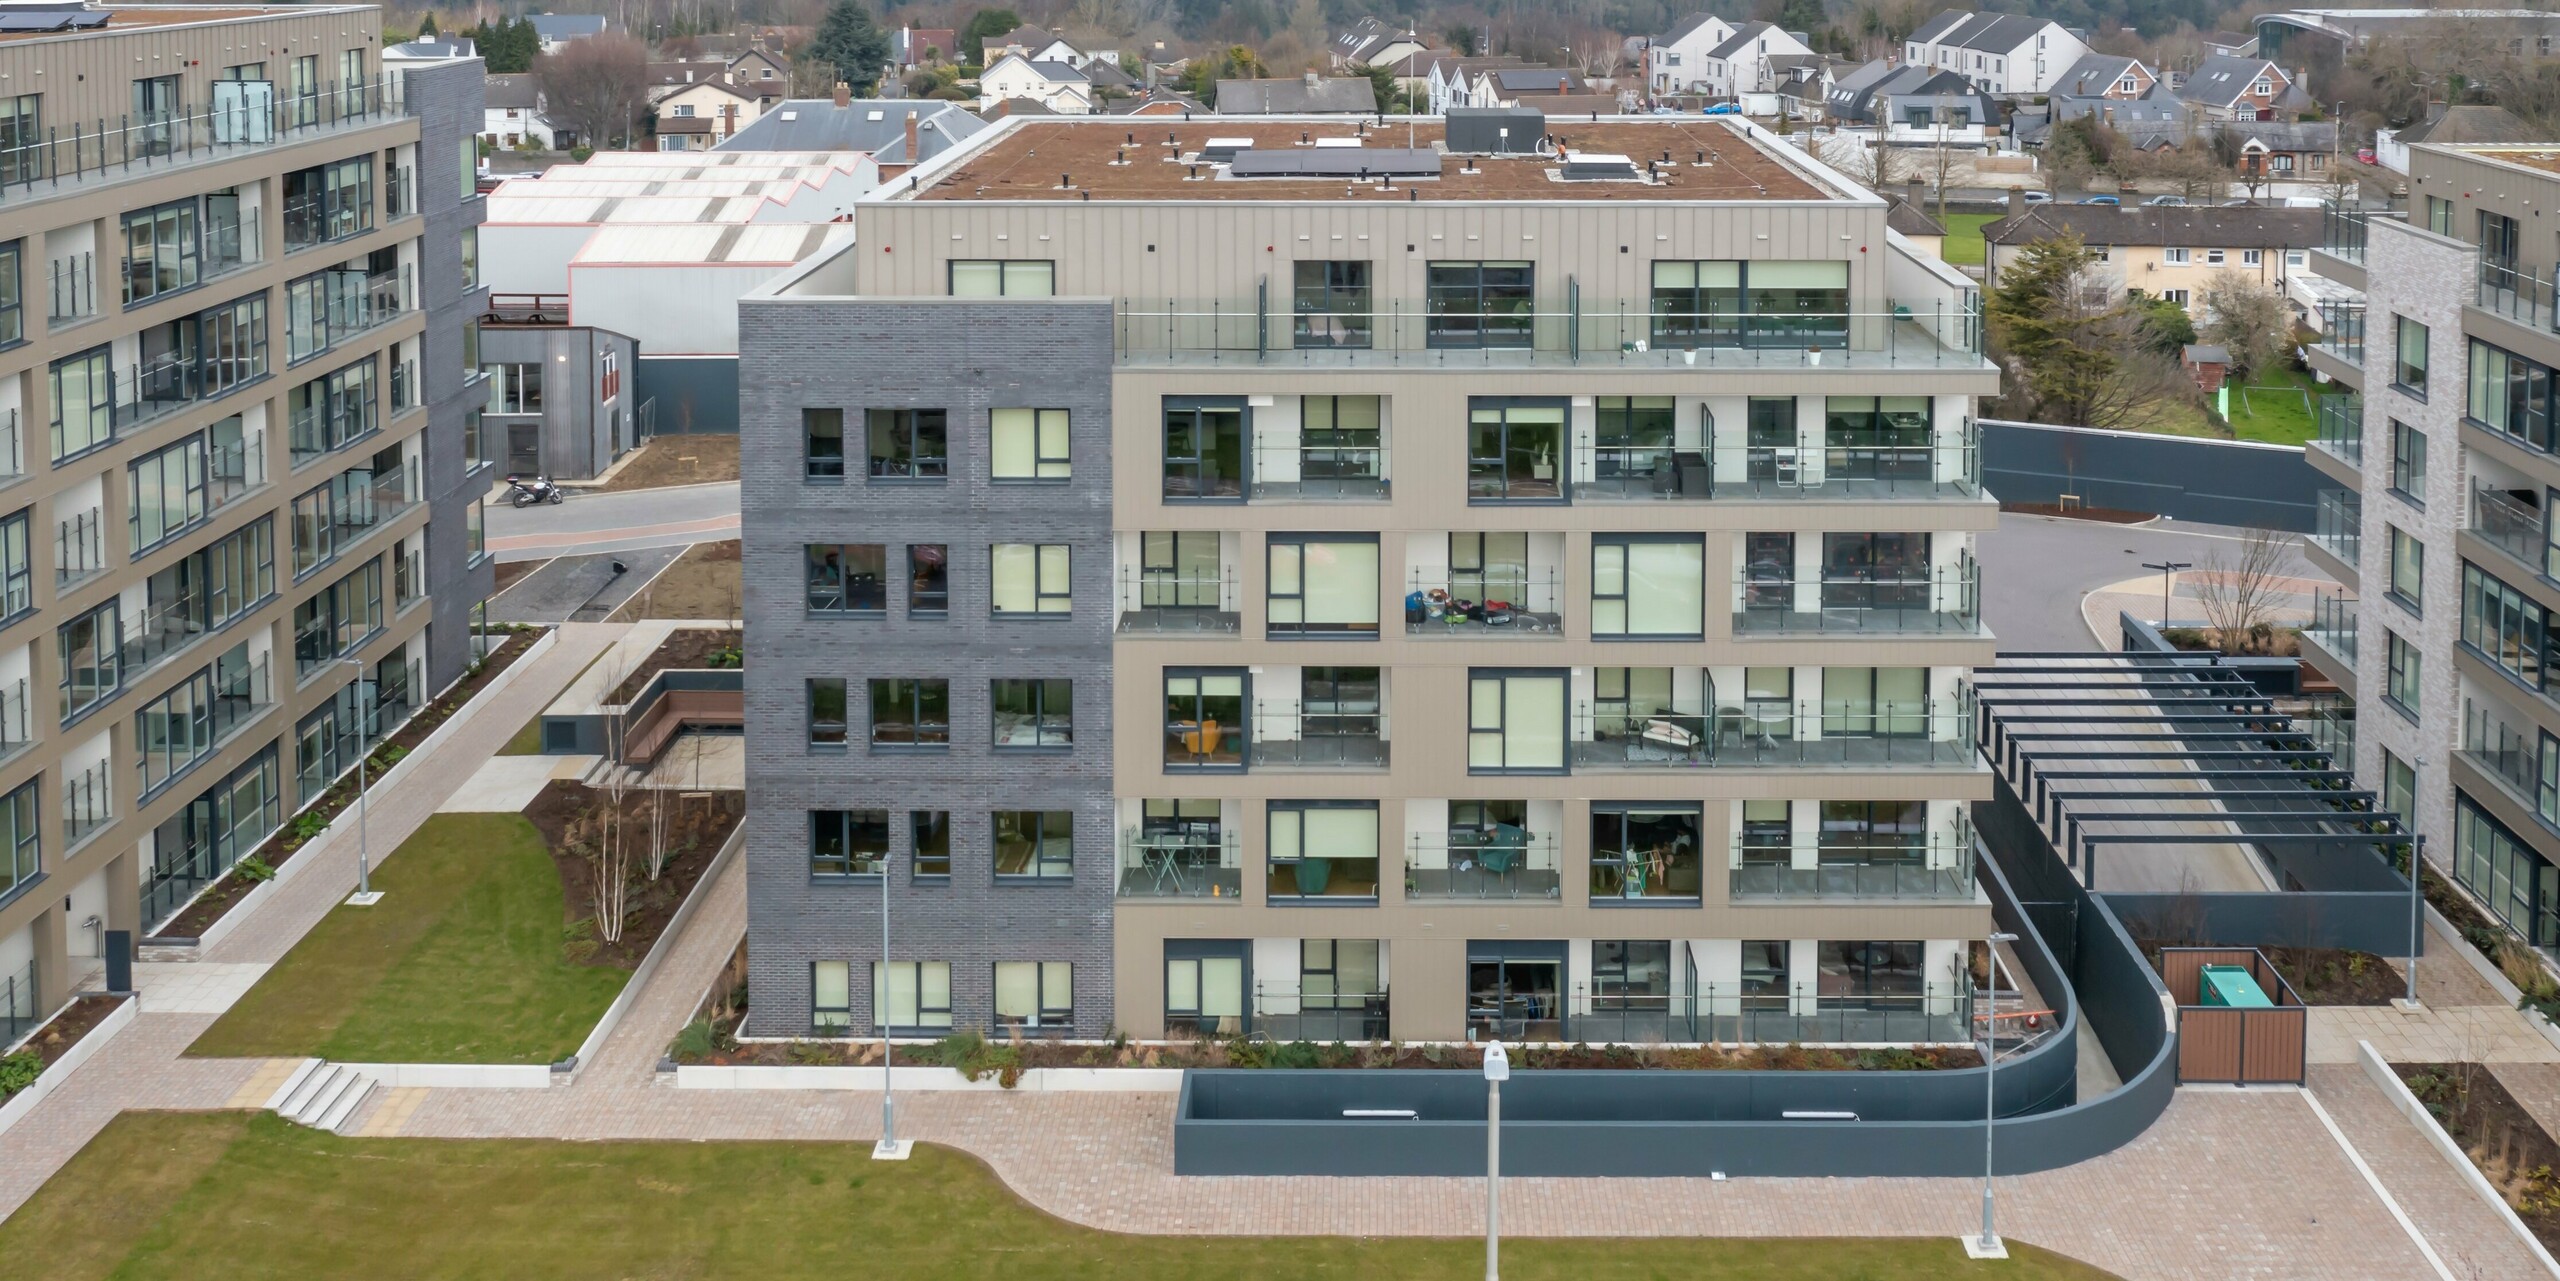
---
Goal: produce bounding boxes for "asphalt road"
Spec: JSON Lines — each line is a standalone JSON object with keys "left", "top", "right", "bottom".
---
{"left": 483, "top": 479, "right": 740, "bottom": 563}
{"left": 1978, "top": 512, "right": 2318, "bottom": 654}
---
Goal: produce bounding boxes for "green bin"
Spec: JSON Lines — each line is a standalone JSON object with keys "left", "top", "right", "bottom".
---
{"left": 2197, "top": 964, "right": 2272, "bottom": 1008}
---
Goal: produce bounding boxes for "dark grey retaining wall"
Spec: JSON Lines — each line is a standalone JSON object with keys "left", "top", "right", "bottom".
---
{"left": 1172, "top": 833, "right": 2179, "bottom": 1177}
{"left": 1981, "top": 418, "right": 2321, "bottom": 532}
{"left": 637, "top": 356, "right": 740, "bottom": 435}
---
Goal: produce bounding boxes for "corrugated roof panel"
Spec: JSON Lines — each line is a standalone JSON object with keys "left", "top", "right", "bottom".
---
{"left": 569, "top": 221, "right": 856, "bottom": 265}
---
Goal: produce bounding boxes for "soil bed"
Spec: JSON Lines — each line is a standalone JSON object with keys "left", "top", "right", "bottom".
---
{"left": 492, "top": 560, "right": 539, "bottom": 595}
{"left": 522, "top": 779, "right": 742, "bottom": 970}
{"left": 2136, "top": 942, "right": 2400, "bottom": 1005}
{"left": 609, "top": 539, "right": 739, "bottom": 622}
{"left": 606, "top": 628, "right": 741, "bottom": 704}
{"left": 149, "top": 630, "right": 543, "bottom": 940}
{"left": 2394, "top": 1061, "right": 2560, "bottom": 1252}
{"left": 2, "top": 994, "right": 129, "bottom": 1096}
{"left": 598, "top": 434, "right": 738, "bottom": 491}
{"left": 1999, "top": 501, "right": 2157, "bottom": 523}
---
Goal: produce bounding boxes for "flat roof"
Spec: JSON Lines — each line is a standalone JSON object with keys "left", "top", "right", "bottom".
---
{"left": 0, "top": 5, "right": 356, "bottom": 44}
{"left": 906, "top": 117, "right": 1835, "bottom": 203}
{"left": 2451, "top": 145, "right": 2560, "bottom": 175}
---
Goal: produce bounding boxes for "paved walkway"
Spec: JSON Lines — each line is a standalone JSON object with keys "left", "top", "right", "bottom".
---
{"left": 485, "top": 481, "right": 738, "bottom": 563}
{"left": 2306, "top": 1062, "right": 2549, "bottom": 1280}
{"left": 2077, "top": 569, "right": 2326, "bottom": 649}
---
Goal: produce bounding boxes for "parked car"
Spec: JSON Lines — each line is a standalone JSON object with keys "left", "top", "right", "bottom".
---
{"left": 2081, "top": 195, "right": 2119, "bottom": 205}
{"left": 2021, "top": 190, "right": 2052, "bottom": 204}
{"left": 2141, "top": 195, "right": 2188, "bottom": 207}
{"left": 2357, "top": 146, "right": 2377, "bottom": 165}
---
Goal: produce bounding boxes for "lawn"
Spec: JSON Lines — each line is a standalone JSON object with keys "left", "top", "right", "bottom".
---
{"left": 2218, "top": 364, "right": 2325, "bottom": 446}
{"left": 496, "top": 710, "right": 544, "bottom": 755}
{"left": 1940, "top": 213, "right": 1997, "bottom": 267}
{"left": 0, "top": 1113, "right": 2123, "bottom": 1280}
{"left": 186, "top": 813, "right": 626, "bottom": 1064}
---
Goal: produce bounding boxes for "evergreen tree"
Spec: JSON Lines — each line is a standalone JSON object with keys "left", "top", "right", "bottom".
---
{"left": 956, "top": 8, "right": 1022, "bottom": 65}
{"left": 810, "top": 1, "right": 892, "bottom": 91}
{"left": 419, "top": 11, "right": 438, "bottom": 38}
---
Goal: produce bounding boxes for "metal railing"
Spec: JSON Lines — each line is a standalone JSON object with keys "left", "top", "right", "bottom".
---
{"left": 138, "top": 652, "right": 272, "bottom": 798}
{"left": 1251, "top": 983, "right": 1389, "bottom": 1042}
{"left": 1576, "top": 426, "right": 1983, "bottom": 501}
{"left": 47, "top": 251, "right": 93, "bottom": 325}
{"left": 1116, "top": 294, "right": 1986, "bottom": 369}
{"left": 291, "top": 263, "right": 413, "bottom": 361}
{"left": 2314, "top": 301, "right": 2365, "bottom": 366}
{"left": 2462, "top": 701, "right": 2546, "bottom": 808}
{"left": 2473, "top": 482, "right": 2548, "bottom": 576}
{"left": 2475, "top": 260, "right": 2560, "bottom": 333}
{"left": 1116, "top": 827, "right": 1241, "bottom": 899}
{"left": 2304, "top": 590, "right": 2359, "bottom": 666}
{"left": 1114, "top": 565, "right": 1239, "bottom": 634}
{"left": 1729, "top": 830, "right": 1976, "bottom": 900}
{"left": 281, "top": 189, "right": 372, "bottom": 252}
{"left": 1547, "top": 984, "right": 1974, "bottom": 1045}
{"left": 1248, "top": 439, "right": 1389, "bottom": 499}
{"left": 2310, "top": 487, "right": 2362, "bottom": 568}
{"left": 2319, "top": 200, "right": 2398, "bottom": 264}
{"left": 54, "top": 507, "right": 101, "bottom": 584}
{"left": 483, "top": 293, "right": 569, "bottom": 326}
{"left": 2311, "top": 394, "right": 2362, "bottom": 465}
{"left": 1249, "top": 702, "right": 1387, "bottom": 768}
{"left": 288, "top": 391, "right": 377, "bottom": 463}
{"left": 0, "top": 678, "right": 28, "bottom": 759}
{"left": 1731, "top": 562, "right": 1981, "bottom": 635}
{"left": 1404, "top": 568, "right": 1564, "bottom": 634}
{"left": 0, "top": 76, "right": 408, "bottom": 205}
{"left": 0, "top": 959, "right": 35, "bottom": 1049}
{"left": 1573, "top": 690, "right": 1978, "bottom": 768}
{"left": 1406, "top": 832, "right": 1563, "bottom": 900}
{"left": 62, "top": 759, "right": 109, "bottom": 844}
{"left": 2305, "top": 697, "right": 2354, "bottom": 766}
{"left": 0, "top": 407, "right": 23, "bottom": 481}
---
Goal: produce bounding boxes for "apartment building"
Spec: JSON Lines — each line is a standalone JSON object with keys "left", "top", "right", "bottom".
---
{"left": 0, "top": 6, "right": 490, "bottom": 1037}
{"left": 2302, "top": 142, "right": 2560, "bottom": 963}
{"left": 738, "top": 115, "right": 2000, "bottom": 1046}
{"left": 1984, "top": 200, "right": 2315, "bottom": 318}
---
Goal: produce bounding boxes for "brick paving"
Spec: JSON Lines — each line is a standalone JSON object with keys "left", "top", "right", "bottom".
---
{"left": 2306, "top": 1063, "right": 2548, "bottom": 1280}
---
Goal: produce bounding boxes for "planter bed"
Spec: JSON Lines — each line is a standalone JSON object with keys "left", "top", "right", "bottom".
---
{"left": 605, "top": 628, "right": 740, "bottom": 704}
{"left": 2139, "top": 941, "right": 2400, "bottom": 1006}
{"left": 0, "top": 995, "right": 136, "bottom": 1134}
{"left": 2394, "top": 1061, "right": 2560, "bottom": 1253}
{"left": 522, "top": 779, "right": 741, "bottom": 971}
{"left": 4, "top": 994, "right": 128, "bottom": 1086}
{"left": 150, "top": 629, "right": 543, "bottom": 941}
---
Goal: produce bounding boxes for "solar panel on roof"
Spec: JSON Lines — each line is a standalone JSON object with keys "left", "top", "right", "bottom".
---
{"left": 1226, "top": 147, "right": 1441, "bottom": 180}
{"left": 0, "top": 12, "right": 73, "bottom": 31}
{"left": 64, "top": 10, "right": 108, "bottom": 28}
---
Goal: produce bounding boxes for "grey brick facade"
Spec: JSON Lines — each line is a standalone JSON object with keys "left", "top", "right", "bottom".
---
{"left": 736, "top": 299, "right": 1117, "bottom": 1036}
{"left": 409, "top": 57, "right": 495, "bottom": 690}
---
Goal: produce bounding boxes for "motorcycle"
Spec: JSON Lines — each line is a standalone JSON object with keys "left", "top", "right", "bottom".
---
{"left": 507, "top": 476, "right": 565, "bottom": 507}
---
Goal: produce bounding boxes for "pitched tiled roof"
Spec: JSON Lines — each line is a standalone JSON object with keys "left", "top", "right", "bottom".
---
{"left": 1983, "top": 204, "right": 2319, "bottom": 249}
{"left": 2176, "top": 56, "right": 2279, "bottom": 108}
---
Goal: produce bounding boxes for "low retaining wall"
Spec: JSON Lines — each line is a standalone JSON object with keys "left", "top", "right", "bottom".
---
{"left": 1981, "top": 418, "right": 2320, "bottom": 531}
{"left": 0, "top": 996, "right": 137, "bottom": 1138}
{"left": 335, "top": 1061, "right": 555, "bottom": 1089}
{"left": 564, "top": 821, "right": 744, "bottom": 1077}
{"left": 2357, "top": 1040, "right": 2560, "bottom": 1279}
{"left": 675, "top": 1065, "right": 1186, "bottom": 1092}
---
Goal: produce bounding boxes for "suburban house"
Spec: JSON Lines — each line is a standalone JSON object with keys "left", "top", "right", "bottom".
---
{"left": 2202, "top": 30, "right": 2258, "bottom": 57}
{"left": 893, "top": 25, "right": 959, "bottom": 70}
{"left": 2049, "top": 54, "right": 2157, "bottom": 100}
{"left": 655, "top": 79, "right": 761, "bottom": 148}
{"left": 2373, "top": 104, "right": 2538, "bottom": 174}
{"left": 1331, "top": 16, "right": 1427, "bottom": 70}
{"left": 1982, "top": 198, "right": 2317, "bottom": 315}
{"left": 1425, "top": 55, "right": 1539, "bottom": 113}
{"left": 727, "top": 42, "right": 789, "bottom": 88}
{"left": 1213, "top": 74, "right": 1378, "bottom": 114}
{"left": 1825, "top": 60, "right": 1992, "bottom": 141}
{"left": 2228, "top": 119, "right": 2338, "bottom": 182}
{"left": 1646, "top": 12, "right": 1739, "bottom": 95}
{"left": 1904, "top": 10, "right": 2090, "bottom": 96}
{"left": 1471, "top": 66, "right": 1590, "bottom": 107}
{"left": 384, "top": 33, "right": 476, "bottom": 62}
{"left": 985, "top": 23, "right": 1115, "bottom": 71}
{"left": 2173, "top": 56, "right": 2296, "bottom": 122}
{"left": 1696, "top": 21, "right": 1814, "bottom": 100}
{"left": 978, "top": 53, "right": 1094, "bottom": 115}
{"left": 716, "top": 95, "right": 988, "bottom": 164}
{"left": 484, "top": 72, "right": 570, "bottom": 149}
{"left": 527, "top": 11, "right": 609, "bottom": 52}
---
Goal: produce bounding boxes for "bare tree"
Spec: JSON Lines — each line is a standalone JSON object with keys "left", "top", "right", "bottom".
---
{"left": 537, "top": 34, "right": 652, "bottom": 151}
{"left": 2200, "top": 271, "right": 2294, "bottom": 383}
{"left": 2191, "top": 528, "right": 2292, "bottom": 654}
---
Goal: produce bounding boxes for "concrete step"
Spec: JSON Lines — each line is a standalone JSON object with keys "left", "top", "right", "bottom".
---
{"left": 263, "top": 1058, "right": 325, "bottom": 1112}
{"left": 276, "top": 1063, "right": 343, "bottom": 1122}
{"left": 315, "top": 1078, "right": 376, "bottom": 1134}
{"left": 294, "top": 1069, "right": 360, "bottom": 1129}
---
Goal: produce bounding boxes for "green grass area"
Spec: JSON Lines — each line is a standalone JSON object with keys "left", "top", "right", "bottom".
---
{"left": 1, "top": 1113, "right": 2122, "bottom": 1280}
{"left": 187, "top": 813, "right": 625, "bottom": 1064}
{"left": 2217, "top": 364, "right": 2325, "bottom": 447}
{"left": 496, "top": 711, "right": 544, "bottom": 755}
{"left": 1939, "top": 213, "right": 1997, "bottom": 267}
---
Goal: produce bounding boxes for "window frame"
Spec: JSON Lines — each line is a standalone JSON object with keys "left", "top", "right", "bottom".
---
{"left": 1265, "top": 533, "right": 1381, "bottom": 639}
{"left": 990, "top": 542, "right": 1072, "bottom": 618}
{"left": 2395, "top": 314, "right": 2430, "bottom": 397}
{"left": 2389, "top": 419, "right": 2426, "bottom": 501}
{"left": 810, "top": 808, "right": 889, "bottom": 878}
{"left": 871, "top": 960, "right": 955, "bottom": 1032}
{"left": 864, "top": 408, "right": 948, "bottom": 481}
{"left": 947, "top": 259, "right": 1055, "bottom": 297}
{"left": 1466, "top": 668, "right": 1569, "bottom": 775}
{"left": 1590, "top": 533, "right": 1705, "bottom": 639}
{"left": 992, "top": 808, "right": 1075, "bottom": 881}
{"left": 993, "top": 960, "right": 1074, "bottom": 1031}
{"left": 867, "top": 677, "right": 951, "bottom": 750}
{"left": 2387, "top": 525, "right": 2423, "bottom": 614}
{"left": 803, "top": 408, "right": 845, "bottom": 481}
{"left": 990, "top": 407, "right": 1071, "bottom": 483}
{"left": 989, "top": 677, "right": 1072, "bottom": 750}
{"left": 806, "top": 676, "right": 848, "bottom": 748}
{"left": 2384, "top": 629, "right": 2422, "bottom": 719}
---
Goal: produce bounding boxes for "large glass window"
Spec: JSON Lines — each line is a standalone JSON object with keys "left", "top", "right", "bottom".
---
{"left": 1825, "top": 396, "right": 1932, "bottom": 480}
{"left": 2391, "top": 419, "right": 2426, "bottom": 498}
{"left": 872, "top": 961, "right": 954, "bottom": 1030}
{"left": 1165, "top": 948, "right": 1246, "bottom": 1037}
{"left": 1468, "top": 399, "right": 1567, "bottom": 501}
{"left": 57, "top": 599, "right": 121, "bottom": 722}
{"left": 867, "top": 678, "right": 949, "bottom": 748}
{"left": 1296, "top": 395, "right": 1384, "bottom": 495}
{"left": 0, "top": 239, "right": 19, "bottom": 346}
{"left": 1817, "top": 941, "right": 1925, "bottom": 1008}
{"left": 130, "top": 433, "right": 211, "bottom": 553}
{"left": 1163, "top": 400, "right": 1245, "bottom": 500}
{"left": 949, "top": 260, "right": 1053, "bottom": 296}
{"left": 990, "top": 408, "right": 1069, "bottom": 482}
{"left": 1139, "top": 531, "right": 1221, "bottom": 611}
{"left": 2463, "top": 562, "right": 2551, "bottom": 690}
{"left": 288, "top": 560, "right": 382, "bottom": 676}
{"left": 812, "top": 961, "right": 851, "bottom": 1030}
{"left": 991, "top": 678, "right": 1071, "bottom": 748}
{"left": 908, "top": 544, "right": 947, "bottom": 615}
{"left": 282, "top": 155, "right": 372, "bottom": 248}
{"left": 994, "top": 961, "right": 1073, "bottom": 1030}
{"left": 287, "top": 355, "right": 379, "bottom": 461}
{"left": 50, "top": 345, "right": 112, "bottom": 461}
{"left": 990, "top": 543, "right": 1071, "bottom": 616}
{"left": 1821, "top": 667, "right": 1929, "bottom": 736}
{"left": 0, "top": 94, "right": 40, "bottom": 187}
{"left": 0, "top": 509, "right": 29, "bottom": 620}
{"left": 803, "top": 543, "right": 886, "bottom": 614}
{"left": 993, "top": 809, "right": 1074, "bottom": 880}
{"left": 1820, "top": 532, "right": 1932, "bottom": 611}
{"left": 1592, "top": 535, "right": 1703, "bottom": 638}
{"left": 1266, "top": 535, "right": 1380, "bottom": 637}
{"left": 1592, "top": 395, "right": 1675, "bottom": 482}
{"left": 1590, "top": 805, "right": 1701, "bottom": 902}
{"left": 807, "top": 677, "right": 847, "bottom": 746}
{"left": 912, "top": 811, "right": 951, "bottom": 876}
{"left": 1425, "top": 261, "right": 1532, "bottom": 349}
{"left": 2468, "top": 339, "right": 2554, "bottom": 454}
{"left": 810, "top": 809, "right": 888, "bottom": 876}
{"left": 2454, "top": 796, "right": 2559, "bottom": 953}
{"left": 1267, "top": 801, "right": 1379, "bottom": 900}
{"left": 1165, "top": 669, "right": 1245, "bottom": 768}
{"left": 1654, "top": 260, "right": 1848, "bottom": 346}
{"left": 1468, "top": 670, "right": 1567, "bottom": 772}
{"left": 2385, "top": 629, "right": 2422, "bottom": 715}
{"left": 2396, "top": 315, "right": 2430, "bottom": 394}
{"left": 0, "top": 778, "right": 33, "bottom": 898}
{"left": 121, "top": 198, "right": 200, "bottom": 304}
{"left": 2388, "top": 525, "right": 2423, "bottom": 611}
{"left": 1649, "top": 260, "right": 1742, "bottom": 346}
{"left": 197, "top": 294, "right": 267, "bottom": 396}
{"left": 1292, "top": 260, "right": 1370, "bottom": 348}
{"left": 866, "top": 408, "right": 946, "bottom": 480}
{"left": 804, "top": 408, "right": 844, "bottom": 480}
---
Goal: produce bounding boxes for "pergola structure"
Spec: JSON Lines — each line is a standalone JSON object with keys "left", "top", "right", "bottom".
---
{"left": 1976, "top": 653, "right": 2408, "bottom": 892}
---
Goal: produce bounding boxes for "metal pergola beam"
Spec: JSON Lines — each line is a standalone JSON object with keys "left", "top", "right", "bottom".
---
{"left": 2025, "top": 769, "right": 2356, "bottom": 782}
{"left": 2043, "top": 788, "right": 2377, "bottom": 803}
{"left": 2066, "top": 810, "right": 2402, "bottom": 825}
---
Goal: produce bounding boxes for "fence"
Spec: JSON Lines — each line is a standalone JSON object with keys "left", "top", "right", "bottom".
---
{"left": 1978, "top": 418, "right": 2320, "bottom": 531}
{"left": 0, "top": 76, "right": 407, "bottom": 204}
{"left": 2160, "top": 947, "right": 2308, "bottom": 1086}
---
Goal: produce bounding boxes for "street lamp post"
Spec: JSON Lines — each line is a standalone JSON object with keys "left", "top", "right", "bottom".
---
{"left": 339, "top": 658, "right": 381, "bottom": 907}
{"left": 874, "top": 846, "right": 908, "bottom": 1160}
{"left": 1969, "top": 931, "right": 2020, "bottom": 1260}
{"left": 1483, "top": 1040, "right": 1509, "bottom": 1281}
{"left": 2139, "top": 561, "right": 2192, "bottom": 628}
{"left": 2400, "top": 767, "right": 2426, "bottom": 1011}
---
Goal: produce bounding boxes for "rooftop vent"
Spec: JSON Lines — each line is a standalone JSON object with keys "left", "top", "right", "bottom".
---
{"left": 1199, "top": 136, "right": 1256, "bottom": 164}
{"left": 1226, "top": 148, "right": 1441, "bottom": 180}
{"left": 1312, "top": 136, "right": 1363, "bottom": 149}
{"left": 1557, "top": 150, "right": 1643, "bottom": 181}
{"left": 778, "top": 110, "right": 798, "bottom": 121}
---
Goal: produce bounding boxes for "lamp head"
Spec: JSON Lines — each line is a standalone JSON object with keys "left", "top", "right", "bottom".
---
{"left": 1482, "top": 1040, "right": 1510, "bottom": 1082}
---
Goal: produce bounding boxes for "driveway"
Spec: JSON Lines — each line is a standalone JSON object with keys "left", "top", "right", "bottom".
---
{"left": 484, "top": 480, "right": 739, "bottom": 563}
{"left": 1980, "top": 512, "right": 2318, "bottom": 652}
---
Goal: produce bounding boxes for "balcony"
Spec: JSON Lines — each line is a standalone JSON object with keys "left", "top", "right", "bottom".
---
{"left": 1731, "top": 563, "right": 1981, "bottom": 636}
{"left": 0, "top": 678, "right": 28, "bottom": 763}
{"left": 1249, "top": 703, "right": 1387, "bottom": 769}
{"left": 2310, "top": 394, "right": 2362, "bottom": 468}
{"left": 288, "top": 264, "right": 415, "bottom": 364}
{"left": 0, "top": 77, "right": 408, "bottom": 211}
{"left": 1117, "top": 826, "right": 1242, "bottom": 899}
{"left": 54, "top": 507, "right": 102, "bottom": 586}
{"left": 2313, "top": 302, "right": 2365, "bottom": 368}
{"left": 2474, "top": 482, "right": 2552, "bottom": 578}
{"left": 483, "top": 293, "right": 569, "bottom": 327}
{"left": 47, "top": 251, "right": 95, "bottom": 328}
{"left": 1575, "top": 426, "right": 1984, "bottom": 503}
{"left": 1250, "top": 984, "right": 1389, "bottom": 1042}
{"left": 1114, "top": 294, "right": 1989, "bottom": 370}
{"left": 1248, "top": 437, "right": 1388, "bottom": 500}
{"left": 1572, "top": 689, "right": 1978, "bottom": 769}
{"left": 1115, "top": 561, "right": 1239, "bottom": 635}
{"left": 62, "top": 759, "right": 109, "bottom": 845}
{"left": 2304, "top": 591, "right": 2360, "bottom": 666}
{"left": 2305, "top": 696, "right": 2354, "bottom": 766}
{"left": 1555, "top": 988, "right": 1972, "bottom": 1045}
{"left": 138, "top": 650, "right": 273, "bottom": 800}
{"left": 124, "top": 207, "right": 263, "bottom": 300}
{"left": 2461, "top": 702, "right": 2547, "bottom": 815}
{"left": 2310, "top": 488, "right": 2362, "bottom": 568}
{"left": 1404, "top": 568, "right": 1563, "bottom": 636}
{"left": 1405, "top": 830, "right": 1562, "bottom": 900}
{"left": 2319, "top": 201, "right": 2400, "bottom": 265}
{"left": 2474, "top": 261, "right": 2560, "bottom": 335}
{"left": 1729, "top": 825, "right": 1977, "bottom": 900}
